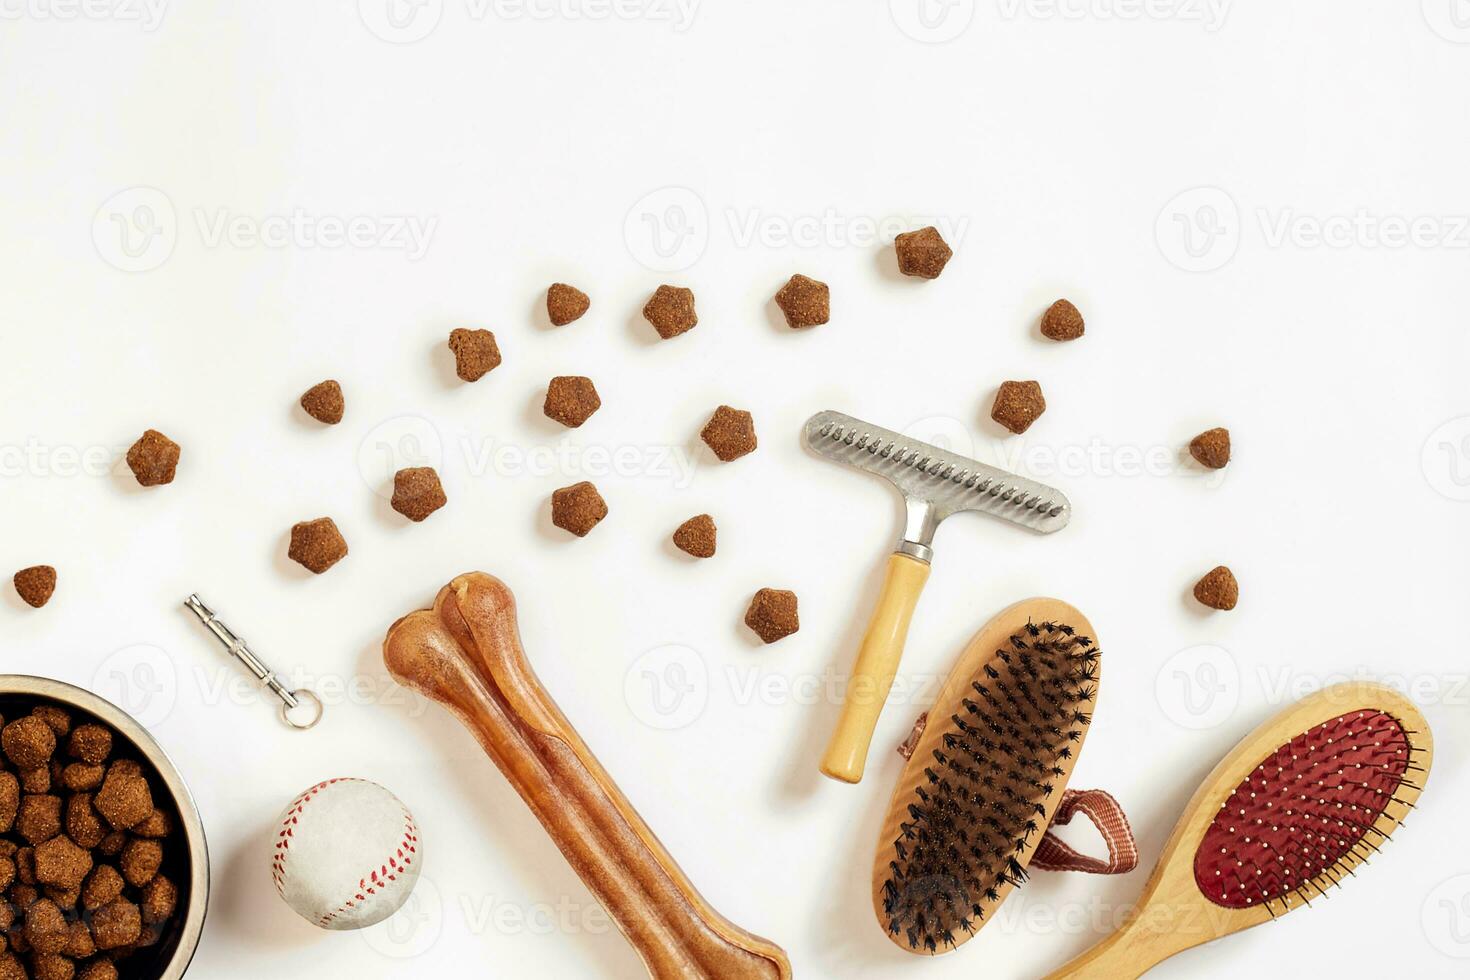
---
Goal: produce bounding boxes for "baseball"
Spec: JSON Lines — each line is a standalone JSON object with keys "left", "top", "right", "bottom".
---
{"left": 271, "top": 777, "right": 422, "bottom": 931}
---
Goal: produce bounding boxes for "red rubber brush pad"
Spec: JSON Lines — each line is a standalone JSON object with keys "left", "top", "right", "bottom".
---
{"left": 1194, "top": 709, "right": 1410, "bottom": 909}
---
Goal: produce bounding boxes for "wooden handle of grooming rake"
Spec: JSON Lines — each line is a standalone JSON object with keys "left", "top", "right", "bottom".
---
{"left": 383, "top": 573, "right": 791, "bottom": 980}
{"left": 820, "top": 552, "right": 931, "bottom": 783}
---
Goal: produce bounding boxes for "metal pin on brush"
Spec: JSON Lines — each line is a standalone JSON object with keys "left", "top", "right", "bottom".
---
{"left": 184, "top": 594, "right": 323, "bottom": 730}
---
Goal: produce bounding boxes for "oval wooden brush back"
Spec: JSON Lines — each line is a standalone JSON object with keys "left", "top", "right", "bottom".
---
{"left": 872, "top": 597, "right": 1102, "bottom": 954}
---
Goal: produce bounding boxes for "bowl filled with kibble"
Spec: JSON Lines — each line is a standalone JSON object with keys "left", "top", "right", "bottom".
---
{"left": 0, "top": 676, "right": 207, "bottom": 980}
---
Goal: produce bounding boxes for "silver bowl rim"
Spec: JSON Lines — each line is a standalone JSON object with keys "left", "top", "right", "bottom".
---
{"left": 0, "top": 674, "right": 209, "bottom": 979}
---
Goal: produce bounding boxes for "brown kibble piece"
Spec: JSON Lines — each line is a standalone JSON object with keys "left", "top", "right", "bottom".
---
{"left": 0, "top": 954, "right": 22, "bottom": 980}
{"left": 448, "top": 328, "right": 502, "bottom": 382}
{"left": 700, "top": 406, "right": 757, "bottom": 462}
{"left": 1189, "top": 427, "right": 1231, "bottom": 469}
{"left": 64, "top": 796, "right": 104, "bottom": 850}
{"left": 744, "top": 589, "right": 799, "bottom": 644}
{"left": 288, "top": 518, "right": 349, "bottom": 575}
{"left": 81, "top": 866, "right": 123, "bottom": 912}
{"left": 90, "top": 900, "right": 140, "bottom": 950}
{"left": 1193, "top": 566, "right": 1239, "bottom": 611}
{"left": 16, "top": 849, "right": 33, "bottom": 885}
{"left": 34, "top": 837, "right": 90, "bottom": 894}
{"left": 546, "top": 283, "right": 590, "bottom": 326}
{"left": 3, "top": 719, "right": 55, "bottom": 771}
{"left": 16, "top": 796, "right": 60, "bottom": 846}
{"left": 119, "top": 839, "right": 161, "bottom": 889}
{"left": 93, "top": 771, "right": 151, "bottom": 831}
{"left": 59, "top": 766, "right": 103, "bottom": 794}
{"left": 391, "top": 467, "right": 447, "bottom": 523}
{"left": 63, "top": 921, "right": 94, "bottom": 959}
{"left": 1040, "top": 299, "right": 1085, "bottom": 341}
{"left": 894, "top": 226, "right": 953, "bottom": 280}
{"left": 672, "top": 515, "right": 716, "bottom": 559}
{"left": 24, "top": 899, "right": 67, "bottom": 955}
{"left": 96, "top": 833, "right": 124, "bottom": 859}
{"left": 642, "top": 285, "right": 697, "bottom": 339}
{"left": 78, "top": 959, "right": 117, "bottom": 980}
{"left": 0, "top": 774, "right": 15, "bottom": 833}
{"left": 774, "top": 274, "right": 830, "bottom": 329}
{"left": 29, "top": 710, "right": 69, "bottom": 741}
{"left": 125, "top": 429, "right": 180, "bottom": 487}
{"left": 550, "top": 482, "right": 608, "bottom": 538}
{"left": 991, "top": 380, "right": 1047, "bottom": 435}
{"left": 13, "top": 567, "right": 56, "bottom": 609}
{"left": 299, "top": 380, "right": 345, "bottom": 425}
{"left": 543, "top": 377, "right": 601, "bottom": 428}
{"left": 20, "top": 768, "right": 49, "bottom": 794}
{"left": 0, "top": 855, "right": 12, "bottom": 891}
{"left": 130, "top": 808, "right": 171, "bottom": 839}
{"left": 32, "top": 952, "right": 75, "bottom": 980}
{"left": 65, "top": 727, "right": 109, "bottom": 767}
{"left": 140, "top": 875, "right": 176, "bottom": 925}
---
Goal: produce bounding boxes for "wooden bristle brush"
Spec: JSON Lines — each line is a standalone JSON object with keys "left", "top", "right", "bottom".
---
{"left": 1046, "top": 681, "right": 1433, "bottom": 978}
{"left": 383, "top": 572, "right": 791, "bottom": 980}
{"left": 873, "top": 598, "right": 1105, "bottom": 954}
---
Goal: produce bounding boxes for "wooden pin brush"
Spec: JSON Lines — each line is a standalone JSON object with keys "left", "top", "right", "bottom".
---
{"left": 383, "top": 572, "right": 791, "bottom": 980}
{"left": 1046, "top": 681, "right": 1433, "bottom": 978}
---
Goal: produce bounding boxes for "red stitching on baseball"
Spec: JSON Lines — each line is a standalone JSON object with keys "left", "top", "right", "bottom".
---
{"left": 317, "top": 809, "right": 418, "bottom": 926}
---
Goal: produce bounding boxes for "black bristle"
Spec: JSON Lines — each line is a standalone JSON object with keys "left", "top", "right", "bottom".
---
{"left": 881, "top": 622, "right": 1100, "bottom": 953}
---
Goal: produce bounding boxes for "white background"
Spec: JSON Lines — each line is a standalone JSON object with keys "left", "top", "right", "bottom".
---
{"left": 2, "top": 2, "right": 1469, "bottom": 977}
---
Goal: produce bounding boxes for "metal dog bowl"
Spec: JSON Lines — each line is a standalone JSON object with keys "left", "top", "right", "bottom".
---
{"left": 0, "top": 676, "right": 208, "bottom": 978}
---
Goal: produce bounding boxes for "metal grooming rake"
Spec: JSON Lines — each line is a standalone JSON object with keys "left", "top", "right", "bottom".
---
{"left": 804, "top": 410, "right": 1073, "bottom": 783}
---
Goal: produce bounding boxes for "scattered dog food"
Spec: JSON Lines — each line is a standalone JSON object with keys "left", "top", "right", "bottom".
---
{"left": 448, "top": 328, "right": 502, "bottom": 382}
{"left": 744, "top": 589, "right": 799, "bottom": 644}
{"left": 551, "top": 482, "right": 608, "bottom": 537}
{"left": 894, "top": 226, "right": 952, "bottom": 280}
{"left": 299, "top": 380, "right": 345, "bottom": 424}
{"left": 0, "top": 703, "right": 181, "bottom": 978}
{"left": 287, "top": 518, "right": 349, "bottom": 574}
{"left": 391, "top": 467, "right": 447, "bottom": 523}
{"left": 672, "top": 515, "right": 716, "bottom": 558}
{"left": 124, "top": 429, "right": 179, "bottom": 487}
{"left": 642, "top": 285, "right": 698, "bottom": 339}
{"left": 701, "top": 406, "right": 757, "bottom": 461}
{"left": 13, "top": 567, "right": 56, "bottom": 609}
{"left": 991, "top": 380, "right": 1047, "bottom": 434}
{"left": 1189, "top": 427, "right": 1231, "bottom": 469}
{"left": 546, "top": 283, "right": 590, "bottom": 326}
{"left": 1193, "top": 566, "right": 1239, "bottom": 610}
{"left": 1040, "top": 299, "right": 1085, "bottom": 341}
{"left": 543, "top": 376, "right": 601, "bottom": 428}
{"left": 774, "top": 275, "right": 830, "bottom": 328}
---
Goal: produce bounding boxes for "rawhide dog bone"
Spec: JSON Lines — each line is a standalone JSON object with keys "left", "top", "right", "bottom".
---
{"left": 382, "top": 572, "right": 791, "bottom": 980}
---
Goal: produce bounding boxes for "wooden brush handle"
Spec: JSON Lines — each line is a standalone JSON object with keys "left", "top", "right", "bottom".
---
{"left": 383, "top": 572, "right": 792, "bottom": 980}
{"left": 820, "top": 552, "right": 930, "bottom": 783}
